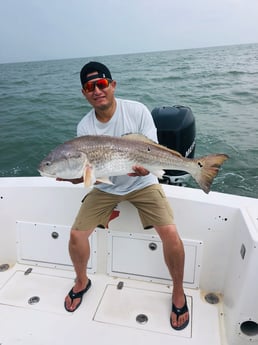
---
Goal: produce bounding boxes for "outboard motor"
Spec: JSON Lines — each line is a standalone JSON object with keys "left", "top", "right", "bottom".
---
{"left": 151, "top": 105, "right": 196, "bottom": 186}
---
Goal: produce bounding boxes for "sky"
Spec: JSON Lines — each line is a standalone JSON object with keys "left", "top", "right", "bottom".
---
{"left": 0, "top": 0, "right": 258, "bottom": 63}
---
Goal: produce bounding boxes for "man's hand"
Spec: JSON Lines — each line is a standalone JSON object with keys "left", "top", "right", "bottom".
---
{"left": 128, "top": 165, "right": 150, "bottom": 177}
{"left": 56, "top": 177, "right": 83, "bottom": 184}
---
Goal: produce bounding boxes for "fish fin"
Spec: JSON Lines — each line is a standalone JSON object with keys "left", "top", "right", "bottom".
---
{"left": 190, "top": 154, "right": 229, "bottom": 194}
{"left": 122, "top": 133, "right": 154, "bottom": 143}
{"left": 83, "top": 165, "right": 96, "bottom": 187}
{"left": 152, "top": 170, "right": 165, "bottom": 179}
{"left": 96, "top": 177, "right": 114, "bottom": 185}
{"left": 122, "top": 133, "right": 183, "bottom": 158}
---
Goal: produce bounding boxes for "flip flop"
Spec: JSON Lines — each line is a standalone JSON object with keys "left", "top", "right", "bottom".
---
{"left": 64, "top": 279, "right": 92, "bottom": 312}
{"left": 170, "top": 294, "right": 189, "bottom": 331}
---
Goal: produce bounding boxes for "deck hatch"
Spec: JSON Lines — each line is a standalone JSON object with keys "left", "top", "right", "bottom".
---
{"left": 0, "top": 270, "right": 73, "bottom": 314}
{"left": 107, "top": 231, "right": 203, "bottom": 287}
{"left": 16, "top": 221, "right": 97, "bottom": 272}
{"left": 93, "top": 284, "right": 192, "bottom": 337}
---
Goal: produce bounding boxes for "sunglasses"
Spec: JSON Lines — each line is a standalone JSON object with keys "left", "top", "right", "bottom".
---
{"left": 84, "top": 78, "right": 112, "bottom": 92}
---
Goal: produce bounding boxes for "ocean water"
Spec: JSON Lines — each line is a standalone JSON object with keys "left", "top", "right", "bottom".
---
{"left": 0, "top": 43, "right": 258, "bottom": 198}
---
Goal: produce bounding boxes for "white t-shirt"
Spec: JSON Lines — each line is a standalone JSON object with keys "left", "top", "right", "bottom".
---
{"left": 77, "top": 98, "right": 158, "bottom": 195}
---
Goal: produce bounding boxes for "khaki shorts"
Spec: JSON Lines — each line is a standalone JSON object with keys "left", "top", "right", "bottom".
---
{"left": 72, "top": 184, "right": 174, "bottom": 231}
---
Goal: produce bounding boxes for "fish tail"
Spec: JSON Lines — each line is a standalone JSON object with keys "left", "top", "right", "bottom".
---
{"left": 191, "top": 154, "right": 229, "bottom": 193}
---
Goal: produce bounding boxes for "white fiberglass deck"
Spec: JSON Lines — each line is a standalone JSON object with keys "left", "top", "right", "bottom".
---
{"left": 0, "top": 177, "right": 258, "bottom": 345}
{"left": 0, "top": 264, "right": 223, "bottom": 345}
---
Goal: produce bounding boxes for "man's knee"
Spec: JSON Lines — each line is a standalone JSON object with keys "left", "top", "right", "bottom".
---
{"left": 155, "top": 224, "right": 178, "bottom": 238}
{"left": 69, "top": 228, "right": 92, "bottom": 245}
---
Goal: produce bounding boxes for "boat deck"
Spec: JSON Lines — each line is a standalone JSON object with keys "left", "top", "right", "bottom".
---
{"left": 0, "top": 264, "right": 225, "bottom": 345}
{"left": 1, "top": 178, "right": 258, "bottom": 344}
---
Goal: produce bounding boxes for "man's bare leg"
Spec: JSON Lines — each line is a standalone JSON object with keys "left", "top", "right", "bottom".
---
{"left": 64, "top": 228, "right": 94, "bottom": 312}
{"left": 155, "top": 224, "right": 189, "bottom": 329}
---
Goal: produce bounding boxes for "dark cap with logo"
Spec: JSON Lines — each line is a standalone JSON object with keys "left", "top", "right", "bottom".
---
{"left": 80, "top": 61, "right": 112, "bottom": 86}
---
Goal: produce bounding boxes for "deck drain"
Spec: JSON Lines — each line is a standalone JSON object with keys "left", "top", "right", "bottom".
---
{"left": 240, "top": 321, "right": 258, "bottom": 337}
{"left": 0, "top": 264, "right": 10, "bottom": 272}
{"left": 205, "top": 292, "right": 219, "bottom": 304}
{"left": 28, "top": 296, "right": 40, "bottom": 305}
{"left": 136, "top": 314, "right": 148, "bottom": 324}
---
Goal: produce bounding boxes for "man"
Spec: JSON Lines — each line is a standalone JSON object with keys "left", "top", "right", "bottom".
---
{"left": 62, "top": 61, "right": 189, "bottom": 331}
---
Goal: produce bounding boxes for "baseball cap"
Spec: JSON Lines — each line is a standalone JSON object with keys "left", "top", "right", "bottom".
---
{"left": 80, "top": 61, "right": 112, "bottom": 86}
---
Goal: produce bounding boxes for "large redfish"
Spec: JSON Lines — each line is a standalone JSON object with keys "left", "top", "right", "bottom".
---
{"left": 38, "top": 134, "right": 229, "bottom": 194}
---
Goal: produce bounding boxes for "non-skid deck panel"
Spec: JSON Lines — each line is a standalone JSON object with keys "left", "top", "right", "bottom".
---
{"left": 94, "top": 284, "right": 192, "bottom": 337}
{"left": 0, "top": 270, "right": 74, "bottom": 315}
{"left": 0, "top": 266, "right": 224, "bottom": 345}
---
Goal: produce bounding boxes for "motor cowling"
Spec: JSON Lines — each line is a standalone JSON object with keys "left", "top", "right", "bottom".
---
{"left": 151, "top": 105, "right": 196, "bottom": 185}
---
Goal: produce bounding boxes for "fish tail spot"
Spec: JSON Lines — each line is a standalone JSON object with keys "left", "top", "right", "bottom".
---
{"left": 192, "top": 154, "right": 229, "bottom": 193}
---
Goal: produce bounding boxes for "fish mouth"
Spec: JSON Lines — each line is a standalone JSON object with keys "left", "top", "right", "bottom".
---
{"left": 38, "top": 169, "right": 55, "bottom": 178}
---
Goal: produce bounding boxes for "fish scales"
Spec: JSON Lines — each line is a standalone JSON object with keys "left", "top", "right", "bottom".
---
{"left": 38, "top": 134, "right": 229, "bottom": 193}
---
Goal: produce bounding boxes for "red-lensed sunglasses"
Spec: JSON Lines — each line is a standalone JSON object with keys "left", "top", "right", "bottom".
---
{"left": 84, "top": 78, "right": 111, "bottom": 92}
